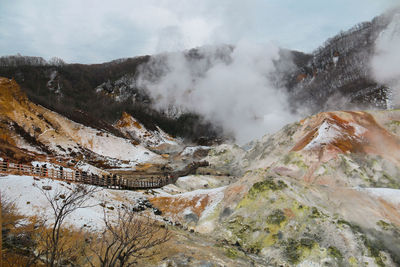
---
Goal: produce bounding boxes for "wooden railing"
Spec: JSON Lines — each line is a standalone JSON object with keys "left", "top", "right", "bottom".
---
{"left": 0, "top": 160, "right": 171, "bottom": 190}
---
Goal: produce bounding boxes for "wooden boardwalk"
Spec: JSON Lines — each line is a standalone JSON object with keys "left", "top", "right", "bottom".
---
{"left": 0, "top": 160, "right": 208, "bottom": 190}
{"left": 0, "top": 160, "right": 171, "bottom": 190}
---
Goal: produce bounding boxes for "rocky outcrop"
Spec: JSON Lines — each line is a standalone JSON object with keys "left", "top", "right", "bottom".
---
{"left": 113, "top": 111, "right": 180, "bottom": 151}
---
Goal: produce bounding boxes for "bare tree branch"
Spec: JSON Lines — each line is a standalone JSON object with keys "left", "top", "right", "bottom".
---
{"left": 86, "top": 207, "right": 170, "bottom": 267}
{"left": 34, "top": 183, "right": 99, "bottom": 267}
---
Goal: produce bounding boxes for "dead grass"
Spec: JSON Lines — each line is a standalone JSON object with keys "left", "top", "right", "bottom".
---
{"left": 133, "top": 121, "right": 142, "bottom": 129}
{"left": 1, "top": 195, "right": 89, "bottom": 266}
{"left": 150, "top": 194, "right": 210, "bottom": 219}
{"left": 114, "top": 112, "right": 142, "bottom": 130}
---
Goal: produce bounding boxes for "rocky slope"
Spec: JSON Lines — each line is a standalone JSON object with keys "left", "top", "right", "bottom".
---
{"left": 114, "top": 111, "right": 180, "bottom": 152}
{"left": 0, "top": 77, "right": 171, "bottom": 170}
{"left": 149, "top": 109, "right": 400, "bottom": 266}
{"left": 0, "top": 54, "right": 222, "bottom": 144}
{"left": 286, "top": 12, "right": 396, "bottom": 112}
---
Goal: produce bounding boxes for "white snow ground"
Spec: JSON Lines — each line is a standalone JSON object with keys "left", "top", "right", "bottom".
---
{"left": 0, "top": 175, "right": 145, "bottom": 231}
{"left": 181, "top": 146, "right": 210, "bottom": 156}
{"left": 74, "top": 161, "right": 109, "bottom": 176}
{"left": 356, "top": 187, "right": 400, "bottom": 206}
{"left": 0, "top": 175, "right": 228, "bottom": 232}
{"left": 304, "top": 121, "right": 342, "bottom": 150}
{"left": 75, "top": 125, "right": 158, "bottom": 162}
{"left": 175, "top": 175, "right": 225, "bottom": 191}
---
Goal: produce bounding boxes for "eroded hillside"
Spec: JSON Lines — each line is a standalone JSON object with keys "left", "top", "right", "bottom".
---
{"left": 0, "top": 77, "right": 173, "bottom": 170}
{"left": 148, "top": 110, "right": 400, "bottom": 266}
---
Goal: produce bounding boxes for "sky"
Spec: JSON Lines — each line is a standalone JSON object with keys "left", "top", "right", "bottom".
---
{"left": 0, "top": 0, "right": 399, "bottom": 64}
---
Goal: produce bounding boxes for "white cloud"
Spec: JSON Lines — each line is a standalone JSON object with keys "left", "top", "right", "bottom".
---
{"left": 0, "top": 0, "right": 399, "bottom": 63}
{"left": 0, "top": 0, "right": 229, "bottom": 62}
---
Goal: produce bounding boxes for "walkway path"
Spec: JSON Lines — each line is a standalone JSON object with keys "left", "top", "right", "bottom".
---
{"left": 0, "top": 160, "right": 208, "bottom": 190}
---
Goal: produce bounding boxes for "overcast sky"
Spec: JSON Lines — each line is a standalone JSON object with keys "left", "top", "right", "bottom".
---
{"left": 0, "top": 0, "right": 398, "bottom": 63}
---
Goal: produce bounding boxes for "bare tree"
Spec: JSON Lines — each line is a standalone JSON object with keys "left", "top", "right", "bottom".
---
{"left": 86, "top": 208, "right": 170, "bottom": 267}
{"left": 48, "top": 57, "right": 66, "bottom": 66}
{"left": 35, "top": 183, "right": 98, "bottom": 267}
{"left": 0, "top": 54, "right": 48, "bottom": 67}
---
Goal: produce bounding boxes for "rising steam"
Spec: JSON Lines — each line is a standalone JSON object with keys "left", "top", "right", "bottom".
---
{"left": 371, "top": 9, "right": 400, "bottom": 108}
{"left": 138, "top": 41, "right": 300, "bottom": 144}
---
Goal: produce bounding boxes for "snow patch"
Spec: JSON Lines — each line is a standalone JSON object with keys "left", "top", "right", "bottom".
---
{"left": 333, "top": 56, "right": 339, "bottom": 66}
{"left": 155, "top": 184, "right": 186, "bottom": 195}
{"left": 181, "top": 146, "right": 210, "bottom": 156}
{"left": 304, "top": 121, "right": 342, "bottom": 150}
{"left": 75, "top": 126, "right": 156, "bottom": 162}
{"left": 349, "top": 122, "right": 366, "bottom": 136}
{"left": 13, "top": 136, "right": 44, "bottom": 154}
{"left": 198, "top": 186, "right": 225, "bottom": 220}
{"left": 74, "top": 161, "right": 109, "bottom": 176}
{"left": 173, "top": 186, "right": 226, "bottom": 221}
{"left": 356, "top": 187, "right": 400, "bottom": 206}
{"left": 175, "top": 175, "right": 221, "bottom": 191}
{"left": 303, "top": 121, "right": 365, "bottom": 150}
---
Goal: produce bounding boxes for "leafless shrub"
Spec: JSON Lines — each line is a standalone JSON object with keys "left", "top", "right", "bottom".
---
{"left": 86, "top": 208, "right": 170, "bottom": 267}
{"left": 35, "top": 183, "right": 99, "bottom": 267}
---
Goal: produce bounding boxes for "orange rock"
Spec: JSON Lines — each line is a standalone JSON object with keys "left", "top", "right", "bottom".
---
{"left": 296, "top": 73, "right": 307, "bottom": 82}
{"left": 292, "top": 111, "right": 400, "bottom": 163}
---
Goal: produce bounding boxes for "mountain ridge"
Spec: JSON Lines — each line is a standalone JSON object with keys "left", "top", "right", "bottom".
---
{"left": 0, "top": 9, "right": 398, "bottom": 144}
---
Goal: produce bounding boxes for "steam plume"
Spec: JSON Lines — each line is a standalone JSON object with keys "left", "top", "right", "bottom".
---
{"left": 138, "top": 41, "right": 300, "bottom": 144}
{"left": 371, "top": 9, "right": 400, "bottom": 108}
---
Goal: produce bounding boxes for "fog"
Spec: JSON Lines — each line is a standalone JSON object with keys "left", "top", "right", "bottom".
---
{"left": 371, "top": 9, "right": 400, "bottom": 108}
{"left": 138, "top": 41, "right": 300, "bottom": 144}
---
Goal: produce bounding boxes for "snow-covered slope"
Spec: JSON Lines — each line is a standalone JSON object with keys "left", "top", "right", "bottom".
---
{"left": 0, "top": 78, "right": 164, "bottom": 168}
{"left": 113, "top": 112, "right": 179, "bottom": 149}
{"left": 0, "top": 175, "right": 145, "bottom": 230}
